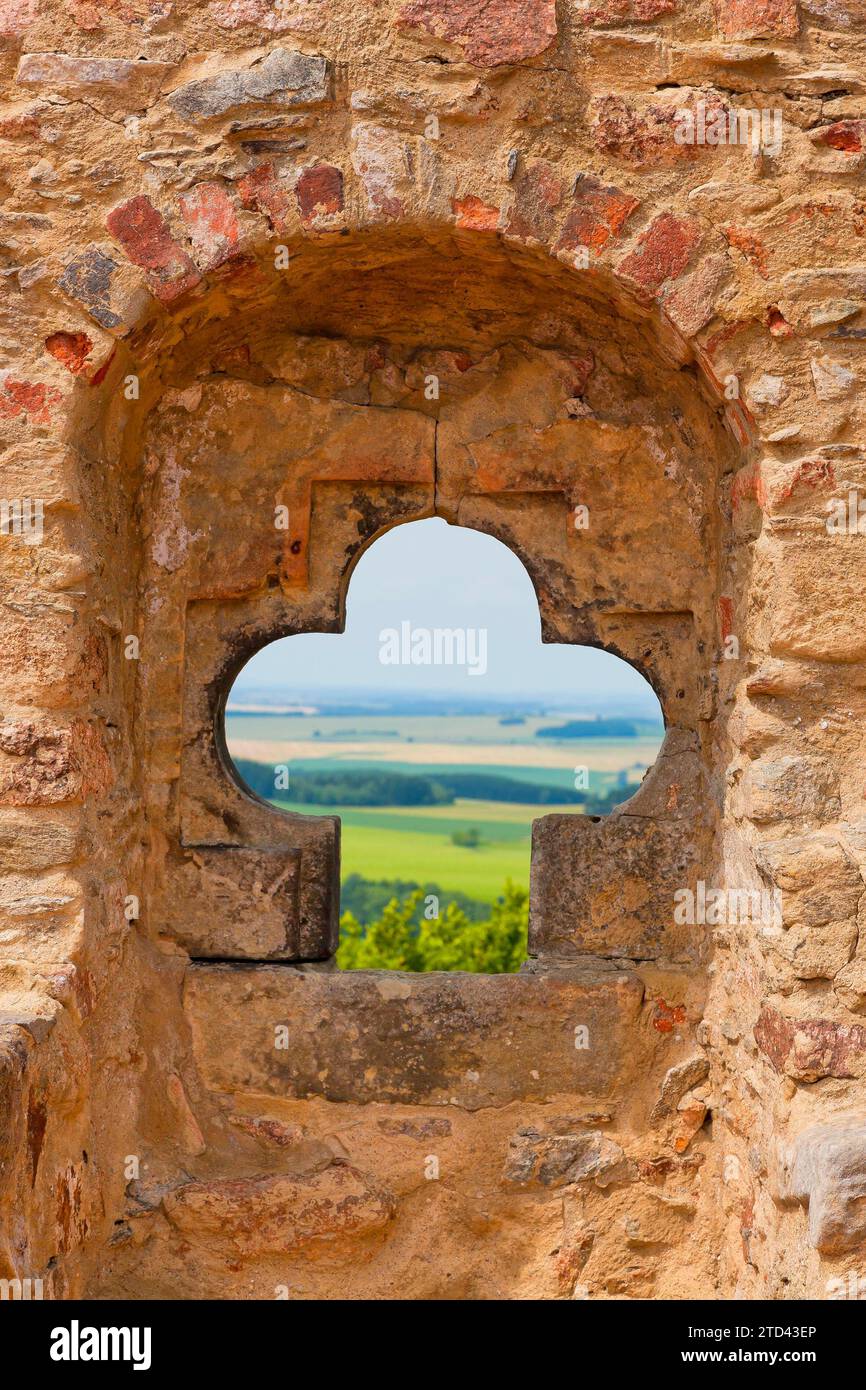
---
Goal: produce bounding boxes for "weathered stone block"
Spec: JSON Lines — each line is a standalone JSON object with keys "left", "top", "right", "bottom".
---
{"left": 502, "top": 1127, "right": 628, "bottom": 1188}
{"left": 755, "top": 835, "right": 862, "bottom": 979}
{"left": 15, "top": 53, "right": 171, "bottom": 114}
{"left": 163, "top": 1165, "right": 396, "bottom": 1255}
{"left": 185, "top": 963, "right": 647, "bottom": 1106}
{"left": 167, "top": 49, "right": 330, "bottom": 123}
{"left": 530, "top": 812, "right": 703, "bottom": 962}
{"left": 742, "top": 756, "right": 840, "bottom": 824}
{"left": 755, "top": 1005, "right": 866, "bottom": 1080}
{"left": 776, "top": 1118, "right": 866, "bottom": 1253}
{"left": 160, "top": 847, "right": 305, "bottom": 961}
{"left": 396, "top": 0, "right": 557, "bottom": 67}
{"left": 0, "top": 721, "right": 111, "bottom": 807}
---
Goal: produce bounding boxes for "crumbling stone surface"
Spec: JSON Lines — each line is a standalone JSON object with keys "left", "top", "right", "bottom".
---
{"left": 775, "top": 1118, "right": 866, "bottom": 1253}
{"left": 1, "top": 0, "right": 865, "bottom": 1303}
{"left": 162, "top": 1164, "right": 397, "bottom": 1256}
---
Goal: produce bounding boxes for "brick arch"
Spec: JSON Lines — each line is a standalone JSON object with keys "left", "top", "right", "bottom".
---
{"left": 51, "top": 176, "right": 753, "bottom": 424}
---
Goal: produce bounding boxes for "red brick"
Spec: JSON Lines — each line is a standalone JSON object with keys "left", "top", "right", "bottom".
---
{"left": 295, "top": 164, "right": 344, "bottom": 225}
{"left": 178, "top": 183, "right": 240, "bottom": 271}
{"left": 44, "top": 331, "right": 93, "bottom": 375}
{"left": 577, "top": 0, "right": 676, "bottom": 23}
{"left": 396, "top": 0, "right": 557, "bottom": 67}
{"left": 714, "top": 0, "right": 799, "bottom": 38}
{"left": 618, "top": 213, "right": 701, "bottom": 293}
{"left": 556, "top": 176, "right": 640, "bottom": 255}
{"left": 452, "top": 195, "right": 500, "bottom": 232}
{"left": 237, "top": 162, "right": 293, "bottom": 230}
{"left": 106, "top": 196, "right": 201, "bottom": 302}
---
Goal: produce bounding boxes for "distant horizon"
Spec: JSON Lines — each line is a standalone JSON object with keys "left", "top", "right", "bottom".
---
{"left": 227, "top": 684, "right": 664, "bottom": 717}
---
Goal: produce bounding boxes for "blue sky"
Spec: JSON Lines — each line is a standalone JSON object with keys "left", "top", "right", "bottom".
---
{"left": 235, "top": 518, "right": 660, "bottom": 711}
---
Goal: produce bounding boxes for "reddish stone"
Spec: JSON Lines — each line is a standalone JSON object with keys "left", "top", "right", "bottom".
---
{"left": 556, "top": 176, "right": 640, "bottom": 255}
{"left": 295, "top": 164, "right": 344, "bottom": 224}
{"left": 755, "top": 1006, "right": 866, "bottom": 1081}
{"left": 618, "top": 213, "right": 701, "bottom": 293}
{"left": 0, "top": 110, "right": 41, "bottom": 139}
{"left": 819, "top": 120, "right": 866, "bottom": 153}
{"left": 0, "top": 0, "right": 38, "bottom": 38}
{"left": 577, "top": 0, "right": 676, "bottom": 23}
{"left": 237, "top": 162, "right": 293, "bottom": 230}
{"left": 178, "top": 183, "right": 240, "bottom": 271}
{"left": 714, "top": 0, "right": 799, "bottom": 38}
{"left": 452, "top": 195, "right": 500, "bottom": 232}
{"left": 396, "top": 0, "right": 557, "bottom": 67}
{"left": 724, "top": 225, "right": 770, "bottom": 279}
{"left": 506, "top": 162, "right": 566, "bottom": 244}
{"left": 718, "top": 595, "right": 735, "bottom": 643}
{"left": 731, "top": 462, "right": 767, "bottom": 513}
{"left": 106, "top": 196, "right": 201, "bottom": 302}
{"left": 568, "top": 353, "right": 595, "bottom": 395}
{"left": 652, "top": 998, "right": 687, "bottom": 1033}
{"left": 776, "top": 457, "right": 835, "bottom": 503}
{"left": 766, "top": 305, "right": 793, "bottom": 337}
{"left": 44, "top": 331, "right": 93, "bottom": 375}
{"left": 593, "top": 94, "right": 705, "bottom": 168}
{"left": 0, "top": 379, "right": 61, "bottom": 423}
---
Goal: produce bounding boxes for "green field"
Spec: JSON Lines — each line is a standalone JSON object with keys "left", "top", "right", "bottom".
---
{"left": 229, "top": 709, "right": 662, "bottom": 907}
{"left": 270, "top": 797, "right": 577, "bottom": 901}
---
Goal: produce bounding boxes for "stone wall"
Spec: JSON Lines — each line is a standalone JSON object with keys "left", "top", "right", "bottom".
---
{"left": 1, "top": 0, "right": 864, "bottom": 1300}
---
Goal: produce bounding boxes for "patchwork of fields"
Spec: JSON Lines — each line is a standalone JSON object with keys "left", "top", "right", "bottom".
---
{"left": 225, "top": 710, "right": 664, "bottom": 909}
{"left": 270, "top": 797, "right": 574, "bottom": 901}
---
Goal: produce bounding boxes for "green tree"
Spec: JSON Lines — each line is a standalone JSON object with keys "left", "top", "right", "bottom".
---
{"left": 337, "top": 890, "right": 424, "bottom": 971}
{"left": 337, "top": 879, "right": 528, "bottom": 974}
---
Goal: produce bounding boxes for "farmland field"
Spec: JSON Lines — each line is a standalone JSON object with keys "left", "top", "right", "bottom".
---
{"left": 224, "top": 709, "right": 664, "bottom": 909}
{"left": 267, "top": 797, "right": 578, "bottom": 901}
